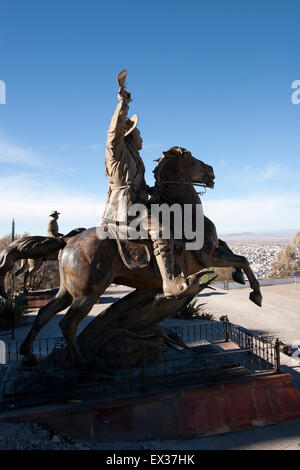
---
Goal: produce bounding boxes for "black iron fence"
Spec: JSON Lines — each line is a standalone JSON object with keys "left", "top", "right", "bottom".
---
{"left": 5, "top": 337, "right": 65, "bottom": 364}
{"left": 1, "top": 321, "right": 281, "bottom": 400}
{"left": 168, "top": 322, "right": 279, "bottom": 370}
{"left": 225, "top": 322, "right": 280, "bottom": 374}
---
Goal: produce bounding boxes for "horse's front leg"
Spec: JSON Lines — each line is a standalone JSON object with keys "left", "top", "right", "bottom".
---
{"left": 20, "top": 288, "right": 72, "bottom": 364}
{"left": 211, "top": 248, "right": 262, "bottom": 307}
{"left": 59, "top": 296, "right": 99, "bottom": 365}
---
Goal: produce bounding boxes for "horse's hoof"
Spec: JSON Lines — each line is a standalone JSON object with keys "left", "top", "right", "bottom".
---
{"left": 249, "top": 291, "right": 262, "bottom": 307}
{"left": 232, "top": 270, "right": 245, "bottom": 285}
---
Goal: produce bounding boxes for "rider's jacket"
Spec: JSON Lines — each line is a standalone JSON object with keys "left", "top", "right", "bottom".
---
{"left": 102, "top": 97, "right": 148, "bottom": 223}
{"left": 47, "top": 219, "right": 59, "bottom": 238}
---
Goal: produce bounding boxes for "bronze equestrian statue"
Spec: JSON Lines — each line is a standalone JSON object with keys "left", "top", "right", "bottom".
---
{"left": 0, "top": 227, "right": 86, "bottom": 298}
{"left": 102, "top": 69, "right": 191, "bottom": 299}
{"left": 13, "top": 210, "right": 65, "bottom": 293}
{"left": 0, "top": 71, "right": 262, "bottom": 368}
{"left": 19, "top": 147, "right": 262, "bottom": 366}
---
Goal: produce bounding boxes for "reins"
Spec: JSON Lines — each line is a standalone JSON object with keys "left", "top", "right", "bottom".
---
{"left": 160, "top": 181, "right": 207, "bottom": 196}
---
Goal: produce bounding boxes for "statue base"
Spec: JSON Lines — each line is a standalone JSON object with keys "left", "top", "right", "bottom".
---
{"left": 2, "top": 339, "right": 234, "bottom": 403}
{"left": 2, "top": 370, "right": 300, "bottom": 443}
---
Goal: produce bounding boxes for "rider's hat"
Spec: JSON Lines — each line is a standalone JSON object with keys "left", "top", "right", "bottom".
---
{"left": 49, "top": 210, "right": 60, "bottom": 217}
{"left": 124, "top": 114, "right": 138, "bottom": 137}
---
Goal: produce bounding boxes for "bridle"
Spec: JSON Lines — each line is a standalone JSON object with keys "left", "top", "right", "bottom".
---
{"left": 160, "top": 181, "right": 207, "bottom": 196}
{"left": 156, "top": 150, "right": 212, "bottom": 196}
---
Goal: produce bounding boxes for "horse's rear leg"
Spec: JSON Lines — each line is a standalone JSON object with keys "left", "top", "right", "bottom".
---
{"left": 59, "top": 296, "right": 98, "bottom": 365}
{"left": 212, "top": 248, "right": 262, "bottom": 307}
{"left": 20, "top": 288, "right": 72, "bottom": 364}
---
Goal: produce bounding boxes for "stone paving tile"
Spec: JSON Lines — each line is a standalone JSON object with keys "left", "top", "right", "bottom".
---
{"left": 140, "top": 422, "right": 300, "bottom": 450}
{"left": 283, "top": 444, "right": 300, "bottom": 450}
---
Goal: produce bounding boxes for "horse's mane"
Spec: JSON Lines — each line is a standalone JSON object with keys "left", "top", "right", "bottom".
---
{"left": 64, "top": 227, "right": 86, "bottom": 238}
{"left": 153, "top": 146, "right": 191, "bottom": 182}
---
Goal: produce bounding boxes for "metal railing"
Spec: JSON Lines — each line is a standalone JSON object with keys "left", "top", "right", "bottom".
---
{"left": 5, "top": 336, "right": 65, "bottom": 364}
{"left": 225, "top": 322, "right": 280, "bottom": 374}
{"left": 1, "top": 321, "right": 280, "bottom": 399}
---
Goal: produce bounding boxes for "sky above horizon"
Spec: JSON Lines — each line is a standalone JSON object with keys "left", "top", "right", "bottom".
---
{"left": 0, "top": 0, "right": 299, "bottom": 237}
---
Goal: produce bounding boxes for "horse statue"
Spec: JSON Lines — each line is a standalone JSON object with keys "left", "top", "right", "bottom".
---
{"left": 19, "top": 147, "right": 262, "bottom": 367}
{"left": 0, "top": 228, "right": 86, "bottom": 298}
{"left": 14, "top": 258, "right": 53, "bottom": 294}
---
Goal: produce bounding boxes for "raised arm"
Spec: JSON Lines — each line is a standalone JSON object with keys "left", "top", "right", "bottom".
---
{"left": 105, "top": 71, "right": 132, "bottom": 175}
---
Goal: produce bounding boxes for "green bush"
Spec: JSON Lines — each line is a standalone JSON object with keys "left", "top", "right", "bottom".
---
{"left": 175, "top": 296, "right": 214, "bottom": 320}
{"left": 0, "top": 296, "right": 28, "bottom": 330}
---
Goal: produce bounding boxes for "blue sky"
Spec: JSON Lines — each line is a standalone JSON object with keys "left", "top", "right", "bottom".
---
{"left": 0, "top": 0, "right": 299, "bottom": 236}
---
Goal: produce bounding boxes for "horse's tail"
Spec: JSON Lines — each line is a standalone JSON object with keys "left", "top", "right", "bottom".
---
{"left": 0, "top": 246, "right": 12, "bottom": 270}
{"left": 0, "top": 244, "right": 19, "bottom": 298}
{"left": 0, "top": 236, "right": 66, "bottom": 299}
{"left": 0, "top": 275, "right": 7, "bottom": 299}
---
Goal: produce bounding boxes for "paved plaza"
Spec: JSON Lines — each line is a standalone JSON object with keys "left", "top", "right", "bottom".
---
{"left": 2, "top": 282, "right": 299, "bottom": 353}
{"left": 203, "top": 282, "right": 300, "bottom": 346}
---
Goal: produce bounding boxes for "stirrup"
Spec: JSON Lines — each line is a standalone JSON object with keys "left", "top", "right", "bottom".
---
{"left": 156, "top": 276, "right": 189, "bottom": 300}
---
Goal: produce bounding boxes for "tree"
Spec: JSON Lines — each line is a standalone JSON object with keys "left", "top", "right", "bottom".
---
{"left": 270, "top": 231, "right": 300, "bottom": 278}
{"left": 28, "top": 260, "right": 59, "bottom": 291}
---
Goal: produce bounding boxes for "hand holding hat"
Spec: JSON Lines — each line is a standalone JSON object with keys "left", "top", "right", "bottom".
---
{"left": 117, "top": 69, "right": 132, "bottom": 103}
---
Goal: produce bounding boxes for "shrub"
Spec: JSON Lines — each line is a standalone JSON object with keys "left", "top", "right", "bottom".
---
{"left": 175, "top": 296, "right": 214, "bottom": 320}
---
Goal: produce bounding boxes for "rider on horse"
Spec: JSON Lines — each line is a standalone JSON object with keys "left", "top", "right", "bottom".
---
{"left": 102, "top": 70, "right": 190, "bottom": 298}
{"left": 48, "top": 210, "right": 63, "bottom": 238}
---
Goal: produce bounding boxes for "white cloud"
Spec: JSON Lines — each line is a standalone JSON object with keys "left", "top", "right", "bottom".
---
{"left": 0, "top": 174, "right": 105, "bottom": 236}
{"left": 1, "top": 172, "right": 299, "bottom": 237}
{"left": 87, "top": 143, "right": 104, "bottom": 150}
{"left": 258, "top": 164, "right": 282, "bottom": 181}
{"left": 142, "top": 143, "right": 162, "bottom": 150}
{"left": 0, "top": 135, "right": 41, "bottom": 166}
{"left": 204, "top": 193, "right": 300, "bottom": 233}
{"left": 0, "top": 134, "right": 298, "bottom": 238}
{"left": 57, "top": 144, "right": 70, "bottom": 151}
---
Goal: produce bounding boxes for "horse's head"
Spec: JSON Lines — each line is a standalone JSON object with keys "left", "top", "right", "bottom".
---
{"left": 154, "top": 146, "right": 215, "bottom": 188}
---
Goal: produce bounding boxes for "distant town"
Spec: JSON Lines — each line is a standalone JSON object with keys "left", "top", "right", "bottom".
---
{"left": 222, "top": 230, "right": 297, "bottom": 279}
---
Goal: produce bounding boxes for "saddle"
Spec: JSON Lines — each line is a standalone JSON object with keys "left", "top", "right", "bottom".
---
{"left": 106, "top": 224, "right": 152, "bottom": 270}
{"left": 108, "top": 224, "right": 186, "bottom": 271}
{"left": 116, "top": 237, "right": 152, "bottom": 270}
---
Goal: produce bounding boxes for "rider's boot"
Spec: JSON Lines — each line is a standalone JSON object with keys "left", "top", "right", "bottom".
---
{"left": 151, "top": 239, "right": 190, "bottom": 298}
